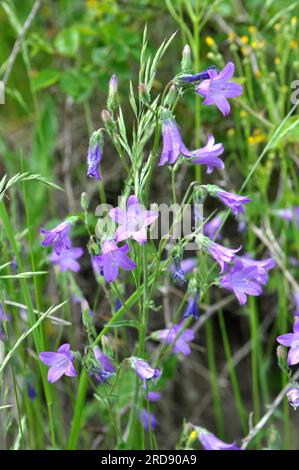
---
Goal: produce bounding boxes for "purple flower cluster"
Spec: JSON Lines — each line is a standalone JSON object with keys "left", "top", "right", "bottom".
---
{"left": 90, "top": 194, "right": 158, "bottom": 283}
{"left": 159, "top": 119, "right": 224, "bottom": 173}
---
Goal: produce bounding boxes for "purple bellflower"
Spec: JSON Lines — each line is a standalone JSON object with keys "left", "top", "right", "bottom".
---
{"left": 138, "top": 408, "right": 158, "bottom": 431}
{"left": 170, "top": 257, "right": 186, "bottom": 283}
{"left": 92, "top": 240, "right": 136, "bottom": 283}
{"left": 294, "top": 291, "right": 299, "bottom": 317}
{"left": 205, "top": 238, "right": 241, "bottom": 273}
{"left": 130, "top": 357, "right": 161, "bottom": 383}
{"left": 87, "top": 143, "right": 102, "bottom": 180}
{"left": 287, "top": 387, "right": 299, "bottom": 410}
{"left": 90, "top": 347, "right": 115, "bottom": 384}
{"left": 109, "top": 195, "right": 158, "bottom": 244}
{"left": 220, "top": 261, "right": 263, "bottom": 305}
{"left": 50, "top": 247, "right": 83, "bottom": 273}
{"left": 158, "top": 322, "right": 195, "bottom": 356}
{"left": 94, "top": 346, "right": 115, "bottom": 374}
{"left": 277, "top": 319, "right": 299, "bottom": 366}
{"left": 158, "top": 119, "right": 194, "bottom": 166}
{"left": 203, "top": 214, "right": 223, "bottom": 240}
{"left": 147, "top": 391, "right": 161, "bottom": 401}
{"left": 198, "top": 430, "right": 240, "bottom": 450}
{"left": 184, "top": 291, "right": 199, "bottom": 320}
{"left": 237, "top": 255, "right": 275, "bottom": 285}
{"left": 196, "top": 62, "right": 243, "bottom": 116}
{"left": 40, "top": 221, "right": 72, "bottom": 255}
{"left": 274, "top": 208, "right": 299, "bottom": 227}
{"left": 180, "top": 258, "right": 197, "bottom": 274}
{"left": 191, "top": 135, "right": 224, "bottom": 174}
{"left": 39, "top": 343, "right": 77, "bottom": 383}
{"left": 215, "top": 189, "right": 251, "bottom": 218}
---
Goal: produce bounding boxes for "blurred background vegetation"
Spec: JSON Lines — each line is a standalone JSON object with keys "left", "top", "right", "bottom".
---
{"left": 1, "top": 0, "right": 299, "bottom": 449}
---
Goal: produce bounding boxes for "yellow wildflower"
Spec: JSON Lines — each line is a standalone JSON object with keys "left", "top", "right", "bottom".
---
{"left": 240, "top": 35, "right": 249, "bottom": 44}
{"left": 248, "top": 26, "right": 257, "bottom": 34}
{"left": 228, "top": 31, "right": 236, "bottom": 42}
{"left": 205, "top": 36, "right": 215, "bottom": 47}
{"left": 290, "top": 40, "right": 298, "bottom": 50}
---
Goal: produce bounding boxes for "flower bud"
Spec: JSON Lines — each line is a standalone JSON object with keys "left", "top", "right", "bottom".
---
{"left": 107, "top": 74, "right": 118, "bottom": 111}
{"left": 287, "top": 386, "right": 299, "bottom": 410}
{"left": 164, "top": 84, "right": 177, "bottom": 108}
{"left": 138, "top": 83, "right": 150, "bottom": 104}
{"left": 81, "top": 192, "right": 89, "bottom": 211}
{"left": 181, "top": 44, "right": 192, "bottom": 73}
{"left": 277, "top": 345, "right": 287, "bottom": 371}
{"left": 101, "top": 109, "right": 115, "bottom": 132}
{"left": 81, "top": 299, "right": 93, "bottom": 331}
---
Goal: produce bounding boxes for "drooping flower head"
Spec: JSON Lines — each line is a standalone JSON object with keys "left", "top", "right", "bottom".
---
{"left": 277, "top": 319, "right": 299, "bottom": 366}
{"left": 39, "top": 343, "right": 77, "bottom": 383}
{"left": 287, "top": 387, "right": 299, "bottom": 410}
{"left": 159, "top": 118, "right": 194, "bottom": 166}
{"left": 207, "top": 185, "right": 251, "bottom": 218}
{"left": 170, "top": 256, "right": 186, "bottom": 284}
{"left": 197, "top": 428, "right": 240, "bottom": 450}
{"left": 202, "top": 235, "right": 241, "bottom": 273}
{"left": 50, "top": 247, "right": 83, "bottom": 273}
{"left": 90, "top": 346, "right": 116, "bottom": 383}
{"left": 157, "top": 322, "right": 195, "bottom": 356}
{"left": 191, "top": 135, "right": 224, "bottom": 174}
{"left": 220, "top": 261, "right": 263, "bottom": 305}
{"left": 196, "top": 62, "right": 243, "bottom": 116}
{"left": 86, "top": 130, "right": 103, "bottom": 180}
{"left": 129, "top": 357, "right": 161, "bottom": 383}
{"left": 92, "top": 240, "right": 136, "bottom": 283}
{"left": 109, "top": 195, "right": 159, "bottom": 244}
{"left": 184, "top": 279, "right": 199, "bottom": 320}
{"left": 94, "top": 346, "right": 115, "bottom": 374}
{"left": 40, "top": 221, "right": 72, "bottom": 255}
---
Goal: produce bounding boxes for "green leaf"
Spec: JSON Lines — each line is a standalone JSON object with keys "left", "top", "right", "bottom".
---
{"left": 31, "top": 69, "right": 61, "bottom": 92}
{"left": 54, "top": 27, "right": 80, "bottom": 56}
{"left": 59, "top": 69, "right": 94, "bottom": 102}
